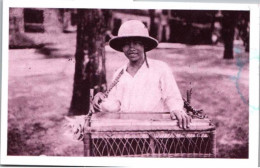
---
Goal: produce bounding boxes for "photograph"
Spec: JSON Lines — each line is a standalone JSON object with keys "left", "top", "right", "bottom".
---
{"left": 6, "top": 7, "right": 250, "bottom": 159}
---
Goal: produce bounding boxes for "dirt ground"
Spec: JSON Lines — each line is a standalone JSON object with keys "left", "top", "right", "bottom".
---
{"left": 7, "top": 32, "right": 249, "bottom": 158}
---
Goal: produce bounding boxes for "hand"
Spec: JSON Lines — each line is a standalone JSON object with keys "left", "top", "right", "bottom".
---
{"left": 170, "top": 110, "right": 191, "bottom": 129}
{"left": 93, "top": 92, "right": 105, "bottom": 112}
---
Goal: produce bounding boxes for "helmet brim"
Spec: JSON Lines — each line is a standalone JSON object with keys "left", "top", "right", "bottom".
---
{"left": 109, "top": 36, "right": 158, "bottom": 52}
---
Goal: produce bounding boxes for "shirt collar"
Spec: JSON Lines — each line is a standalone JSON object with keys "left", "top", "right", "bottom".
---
{"left": 123, "top": 59, "right": 148, "bottom": 77}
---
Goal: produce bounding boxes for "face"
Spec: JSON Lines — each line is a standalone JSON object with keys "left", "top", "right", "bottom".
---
{"left": 122, "top": 39, "right": 145, "bottom": 63}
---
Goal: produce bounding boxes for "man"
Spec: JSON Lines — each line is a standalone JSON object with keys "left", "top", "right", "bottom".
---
{"left": 93, "top": 20, "right": 191, "bottom": 129}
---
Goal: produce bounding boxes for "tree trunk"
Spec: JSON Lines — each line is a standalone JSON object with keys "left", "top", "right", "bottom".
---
{"left": 69, "top": 9, "right": 107, "bottom": 116}
{"left": 222, "top": 11, "right": 237, "bottom": 59}
{"left": 149, "top": 9, "right": 157, "bottom": 39}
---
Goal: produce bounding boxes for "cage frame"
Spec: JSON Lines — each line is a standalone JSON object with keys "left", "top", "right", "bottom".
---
{"left": 83, "top": 112, "right": 216, "bottom": 158}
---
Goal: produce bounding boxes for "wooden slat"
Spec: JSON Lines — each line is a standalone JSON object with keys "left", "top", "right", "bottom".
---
{"left": 91, "top": 132, "right": 210, "bottom": 138}
{"left": 92, "top": 112, "right": 172, "bottom": 120}
{"left": 86, "top": 126, "right": 215, "bottom": 132}
{"left": 86, "top": 118, "right": 215, "bottom": 132}
{"left": 91, "top": 118, "right": 211, "bottom": 125}
{"left": 91, "top": 134, "right": 149, "bottom": 139}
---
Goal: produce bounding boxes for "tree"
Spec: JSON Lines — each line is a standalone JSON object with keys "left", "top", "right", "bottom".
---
{"left": 149, "top": 9, "right": 157, "bottom": 39}
{"left": 221, "top": 11, "right": 238, "bottom": 59}
{"left": 69, "top": 9, "right": 107, "bottom": 116}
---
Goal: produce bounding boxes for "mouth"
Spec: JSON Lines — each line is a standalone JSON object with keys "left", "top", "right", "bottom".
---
{"left": 128, "top": 52, "right": 138, "bottom": 56}
{"left": 129, "top": 53, "right": 137, "bottom": 56}
{"left": 128, "top": 54, "right": 138, "bottom": 59}
{"left": 128, "top": 51, "right": 137, "bottom": 54}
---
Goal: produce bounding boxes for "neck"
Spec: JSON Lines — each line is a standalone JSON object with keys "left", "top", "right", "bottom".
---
{"left": 126, "top": 58, "right": 145, "bottom": 77}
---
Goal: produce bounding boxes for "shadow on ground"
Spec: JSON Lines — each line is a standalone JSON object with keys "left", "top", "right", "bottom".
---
{"left": 35, "top": 43, "right": 73, "bottom": 59}
{"left": 9, "top": 32, "right": 44, "bottom": 49}
{"left": 10, "top": 32, "right": 75, "bottom": 59}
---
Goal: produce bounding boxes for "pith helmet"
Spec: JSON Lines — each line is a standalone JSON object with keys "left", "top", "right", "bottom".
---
{"left": 109, "top": 20, "right": 158, "bottom": 52}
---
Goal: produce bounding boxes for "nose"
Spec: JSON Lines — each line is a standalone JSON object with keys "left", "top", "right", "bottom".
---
{"left": 129, "top": 41, "right": 135, "bottom": 48}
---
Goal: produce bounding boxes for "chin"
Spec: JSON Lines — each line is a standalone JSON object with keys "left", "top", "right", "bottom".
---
{"left": 129, "top": 59, "right": 138, "bottom": 62}
{"left": 128, "top": 57, "right": 140, "bottom": 62}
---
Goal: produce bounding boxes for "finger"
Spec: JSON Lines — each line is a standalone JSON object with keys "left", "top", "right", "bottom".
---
{"left": 97, "top": 104, "right": 102, "bottom": 112}
{"left": 93, "top": 102, "right": 100, "bottom": 108}
{"left": 170, "top": 112, "right": 176, "bottom": 120}
{"left": 189, "top": 115, "right": 192, "bottom": 124}
{"left": 93, "top": 93, "right": 103, "bottom": 102}
{"left": 97, "top": 93, "right": 105, "bottom": 100}
{"left": 93, "top": 104, "right": 101, "bottom": 112}
{"left": 182, "top": 115, "right": 187, "bottom": 129}
{"left": 176, "top": 114, "right": 182, "bottom": 128}
{"left": 185, "top": 115, "right": 190, "bottom": 128}
{"left": 93, "top": 97, "right": 101, "bottom": 105}
{"left": 93, "top": 103, "right": 99, "bottom": 110}
{"left": 100, "top": 93, "right": 105, "bottom": 100}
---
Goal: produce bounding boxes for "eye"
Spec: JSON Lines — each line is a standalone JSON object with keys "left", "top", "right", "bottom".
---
{"left": 122, "top": 43, "right": 129, "bottom": 51}
{"left": 134, "top": 41, "right": 143, "bottom": 46}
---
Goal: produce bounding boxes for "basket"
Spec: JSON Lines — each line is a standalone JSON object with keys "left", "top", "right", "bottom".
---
{"left": 83, "top": 112, "right": 216, "bottom": 158}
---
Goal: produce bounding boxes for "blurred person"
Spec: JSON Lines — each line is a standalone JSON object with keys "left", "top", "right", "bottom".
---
{"left": 93, "top": 20, "right": 191, "bottom": 129}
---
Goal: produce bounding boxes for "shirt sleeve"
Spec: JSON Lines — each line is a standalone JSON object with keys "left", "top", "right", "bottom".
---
{"left": 160, "top": 63, "right": 184, "bottom": 112}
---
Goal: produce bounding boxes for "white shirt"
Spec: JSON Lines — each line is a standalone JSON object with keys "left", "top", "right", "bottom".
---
{"left": 107, "top": 59, "right": 184, "bottom": 112}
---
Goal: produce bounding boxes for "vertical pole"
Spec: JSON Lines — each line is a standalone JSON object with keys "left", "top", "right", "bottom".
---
{"left": 209, "top": 130, "right": 216, "bottom": 158}
{"left": 83, "top": 125, "right": 92, "bottom": 156}
{"left": 83, "top": 89, "right": 94, "bottom": 156}
{"left": 149, "top": 134, "right": 155, "bottom": 157}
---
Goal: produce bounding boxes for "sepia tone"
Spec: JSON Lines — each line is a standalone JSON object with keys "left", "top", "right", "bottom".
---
{"left": 8, "top": 8, "right": 249, "bottom": 158}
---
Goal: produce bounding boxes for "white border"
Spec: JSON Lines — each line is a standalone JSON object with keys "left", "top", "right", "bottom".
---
{"left": 1, "top": 0, "right": 259, "bottom": 167}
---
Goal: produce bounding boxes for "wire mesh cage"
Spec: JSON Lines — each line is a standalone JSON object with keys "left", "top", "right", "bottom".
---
{"left": 83, "top": 112, "right": 216, "bottom": 158}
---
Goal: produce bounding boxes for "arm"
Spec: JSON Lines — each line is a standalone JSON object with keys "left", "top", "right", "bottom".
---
{"left": 93, "top": 68, "right": 122, "bottom": 112}
{"left": 160, "top": 64, "right": 191, "bottom": 129}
